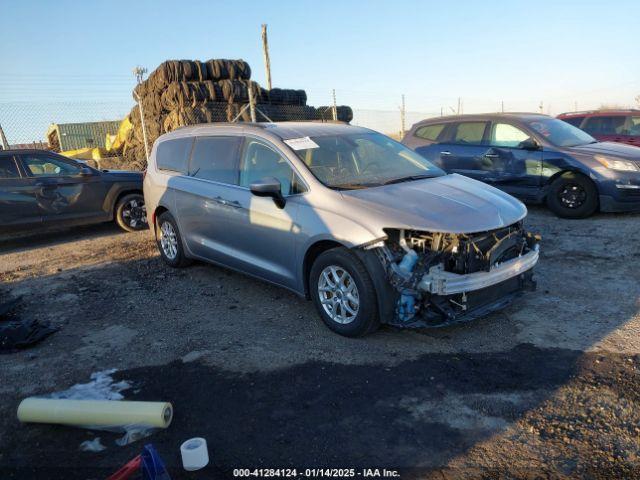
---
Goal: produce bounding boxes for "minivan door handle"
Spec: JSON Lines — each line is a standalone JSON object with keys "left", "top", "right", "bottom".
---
{"left": 440, "top": 151, "right": 451, "bottom": 155}
{"left": 214, "top": 196, "right": 242, "bottom": 208}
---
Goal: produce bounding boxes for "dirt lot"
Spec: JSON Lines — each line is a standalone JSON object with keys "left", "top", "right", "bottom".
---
{"left": 1, "top": 207, "right": 639, "bottom": 479}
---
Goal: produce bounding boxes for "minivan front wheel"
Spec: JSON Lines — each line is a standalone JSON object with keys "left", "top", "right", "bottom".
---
{"left": 156, "top": 212, "right": 192, "bottom": 268}
{"left": 546, "top": 172, "right": 598, "bottom": 218}
{"left": 310, "top": 247, "right": 379, "bottom": 337}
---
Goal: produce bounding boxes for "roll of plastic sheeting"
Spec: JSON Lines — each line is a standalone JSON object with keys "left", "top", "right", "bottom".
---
{"left": 180, "top": 437, "right": 209, "bottom": 471}
{"left": 17, "top": 398, "right": 173, "bottom": 428}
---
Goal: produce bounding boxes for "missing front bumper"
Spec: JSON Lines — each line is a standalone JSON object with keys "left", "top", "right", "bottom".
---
{"left": 417, "top": 246, "right": 539, "bottom": 295}
{"left": 386, "top": 271, "right": 536, "bottom": 329}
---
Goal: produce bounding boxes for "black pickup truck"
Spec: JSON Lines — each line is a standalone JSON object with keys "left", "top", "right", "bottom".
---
{"left": 0, "top": 149, "right": 146, "bottom": 233}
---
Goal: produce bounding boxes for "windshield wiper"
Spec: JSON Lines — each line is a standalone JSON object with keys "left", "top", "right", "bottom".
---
{"left": 382, "top": 174, "right": 435, "bottom": 185}
{"left": 331, "top": 182, "right": 382, "bottom": 190}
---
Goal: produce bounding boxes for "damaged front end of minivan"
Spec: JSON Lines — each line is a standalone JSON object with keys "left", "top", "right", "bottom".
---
{"left": 359, "top": 222, "right": 540, "bottom": 328}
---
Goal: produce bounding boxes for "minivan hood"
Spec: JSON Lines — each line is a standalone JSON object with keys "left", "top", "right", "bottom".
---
{"left": 340, "top": 173, "right": 527, "bottom": 234}
{"left": 567, "top": 141, "right": 640, "bottom": 160}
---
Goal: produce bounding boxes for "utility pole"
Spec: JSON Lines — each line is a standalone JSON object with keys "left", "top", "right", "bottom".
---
{"left": 261, "top": 24, "right": 273, "bottom": 91}
{"left": 574, "top": 101, "right": 578, "bottom": 112}
{"left": 332, "top": 89, "right": 338, "bottom": 121}
{"left": 399, "top": 94, "right": 406, "bottom": 138}
{"left": 0, "top": 123, "right": 8, "bottom": 150}
{"left": 132, "top": 66, "right": 150, "bottom": 162}
{"left": 440, "top": 107, "right": 443, "bottom": 117}
{"left": 501, "top": 100, "right": 504, "bottom": 113}
{"left": 457, "top": 97, "right": 461, "bottom": 115}
{"left": 539, "top": 100, "right": 544, "bottom": 113}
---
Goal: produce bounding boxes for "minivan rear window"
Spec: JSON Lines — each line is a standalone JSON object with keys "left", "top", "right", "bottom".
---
{"left": 156, "top": 137, "right": 193, "bottom": 173}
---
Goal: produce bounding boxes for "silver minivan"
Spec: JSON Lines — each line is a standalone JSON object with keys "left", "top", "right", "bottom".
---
{"left": 143, "top": 122, "right": 539, "bottom": 336}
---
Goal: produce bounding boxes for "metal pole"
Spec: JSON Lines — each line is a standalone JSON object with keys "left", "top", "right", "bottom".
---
{"left": 134, "top": 91, "right": 150, "bottom": 162}
{"left": 332, "top": 89, "right": 338, "bottom": 121}
{"left": 261, "top": 24, "right": 272, "bottom": 91}
{"left": 400, "top": 94, "right": 406, "bottom": 138}
{"left": 248, "top": 83, "right": 257, "bottom": 123}
{"left": 0, "top": 123, "right": 8, "bottom": 150}
{"left": 132, "top": 67, "right": 150, "bottom": 162}
{"left": 457, "top": 97, "right": 461, "bottom": 115}
{"left": 501, "top": 100, "right": 504, "bottom": 113}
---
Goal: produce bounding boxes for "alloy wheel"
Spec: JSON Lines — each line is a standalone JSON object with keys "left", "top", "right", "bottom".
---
{"left": 121, "top": 198, "right": 148, "bottom": 229}
{"left": 558, "top": 183, "right": 587, "bottom": 209}
{"left": 318, "top": 265, "right": 360, "bottom": 324}
{"left": 159, "top": 221, "right": 178, "bottom": 260}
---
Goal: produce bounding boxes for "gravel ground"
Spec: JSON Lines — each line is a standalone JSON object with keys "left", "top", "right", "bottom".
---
{"left": 0, "top": 206, "right": 639, "bottom": 479}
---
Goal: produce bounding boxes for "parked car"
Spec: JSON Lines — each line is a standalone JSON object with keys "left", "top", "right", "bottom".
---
{"left": 144, "top": 122, "right": 539, "bottom": 337}
{"left": 557, "top": 110, "right": 640, "bottom": 147}
{"left": 402, "top": 113, "right": 640, "bottom": 218}
{"left": 0, "top": 149, "right": 146, "bottom": 233}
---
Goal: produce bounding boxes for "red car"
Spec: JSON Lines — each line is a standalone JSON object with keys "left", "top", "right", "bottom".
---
{"left": 557, "top": 110, "right": 640, "bottom": 147}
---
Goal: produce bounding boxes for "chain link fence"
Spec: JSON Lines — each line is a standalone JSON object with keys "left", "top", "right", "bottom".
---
{"left": 4, "top": 79, "right": 634, "bottom": 170}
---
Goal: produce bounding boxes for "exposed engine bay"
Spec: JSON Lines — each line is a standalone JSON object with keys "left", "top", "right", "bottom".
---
{"left": 368, "top": 222, "right": 540, "bottom": 327}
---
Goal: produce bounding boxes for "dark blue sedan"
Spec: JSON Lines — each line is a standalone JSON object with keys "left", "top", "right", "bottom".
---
{"left": 0, "top": 149, "right": 146, "bottom": 232}
{"left": 402, "top": 113, "right": 640, "bottom": 218}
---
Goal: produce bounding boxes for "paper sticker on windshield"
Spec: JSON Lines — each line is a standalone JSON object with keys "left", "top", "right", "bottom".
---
{"left": 284, "top": 137, "right": 319, "bottom": 150}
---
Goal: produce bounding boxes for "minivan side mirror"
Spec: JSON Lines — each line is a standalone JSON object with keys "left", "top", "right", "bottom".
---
{"left": 250, "top": 176, "right": 286, "bottom": 209}
{"left": 520, "top": 138, "right": 540, "bottom": 151}
{"left": 79, "top": 166, "right": 94, "bottom": 176}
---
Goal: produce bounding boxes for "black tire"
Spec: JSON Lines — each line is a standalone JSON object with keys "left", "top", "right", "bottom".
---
{"left": 310, "top": 247, "right": 379, "bottom": 337}
{"left": 156, "top": 212, "right": 192, "bottom": 268}
{"left": 115, "top": 193, "right": 148, "bottom": 232}
{"left": 546, "top": 172, "right": 599, "bottom": 219}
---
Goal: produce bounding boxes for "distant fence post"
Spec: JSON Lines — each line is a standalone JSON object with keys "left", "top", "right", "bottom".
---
{"left": 400, "top": 94, "right": 406, "bottom": 138}
{"left": 331, "top": 89, "right": 338, "bottom": 121}
{"left": 248, "top": 83, "right": 257, "bottom": 123}
{"left": 0, "top": 123, "right": 8, "bottom": 150}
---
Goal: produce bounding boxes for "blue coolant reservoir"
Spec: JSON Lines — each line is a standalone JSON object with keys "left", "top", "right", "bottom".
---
{"left": 398, "top": 250, "right": 418, "bottom": 275}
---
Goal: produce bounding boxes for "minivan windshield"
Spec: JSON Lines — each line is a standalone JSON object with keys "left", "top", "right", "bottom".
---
{"left": 288, "top": 132, "right": 445, "bottom": 189}
{"left": 526, "top": 118, "right": 597, "bottom": 147}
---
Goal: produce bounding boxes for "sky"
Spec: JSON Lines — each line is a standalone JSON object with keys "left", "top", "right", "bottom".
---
{"left": 1, "top": 0, "right": 639, "bottom": 140}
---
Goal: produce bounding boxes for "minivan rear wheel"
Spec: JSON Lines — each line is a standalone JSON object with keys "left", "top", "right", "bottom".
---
{"left": 310, "top": 247, "right": 379, "bottom": 337}
{"left": 156, "top": 212, "right": 192, "bottom": 268}
{"left": 546, "top": 172, "right": 598, "bottom": 219}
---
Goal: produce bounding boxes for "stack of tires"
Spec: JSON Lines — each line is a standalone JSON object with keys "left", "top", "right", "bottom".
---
{"left": 119, "top": 59, "right": 353, "bottom": 170}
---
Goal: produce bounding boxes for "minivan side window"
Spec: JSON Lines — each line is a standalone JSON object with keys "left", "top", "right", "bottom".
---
{"left": 156, "top": 137, "right": 193, "bottom": 173}
{"left": 489, "top": 123, "right": 531, "bottom": 148}
{"left": 189, "top": 136, "right": 242, "bottom": 185}
{"left": 628, "top": 117, "right": 640, "bottom": 135}
{"left": 414, "top": 124, "right": 446, "bottom": 142}
{"left": 239, "top": 139, "right": 306, "bottom": 195}
{"left": 582, "top": 116, "right": 626, "bottom": 135}
{"left": 451, "top": 122, "right": 487, "bottom": 145}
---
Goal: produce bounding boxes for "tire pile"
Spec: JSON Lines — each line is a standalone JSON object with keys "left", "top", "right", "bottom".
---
{"left": 119, "top": 59, "right": 353, "bottom": 169}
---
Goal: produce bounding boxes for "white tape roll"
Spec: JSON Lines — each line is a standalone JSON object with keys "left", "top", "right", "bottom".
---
{"left": 180, "top": 437, "right": 209, "bottom": 471}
